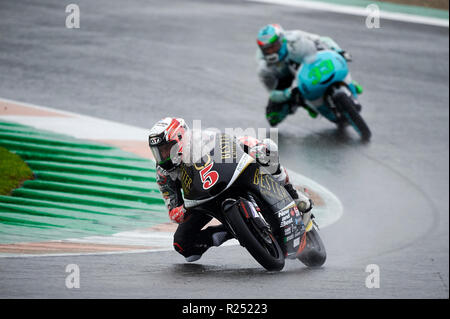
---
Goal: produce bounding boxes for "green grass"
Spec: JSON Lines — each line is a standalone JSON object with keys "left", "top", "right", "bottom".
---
{"left": 0, "top": 146, "right": 33, "bottom": 195}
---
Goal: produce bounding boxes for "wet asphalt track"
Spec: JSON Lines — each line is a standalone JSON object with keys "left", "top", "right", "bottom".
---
{"left": 0, "top": 0, "right": 448, "bottom": 298}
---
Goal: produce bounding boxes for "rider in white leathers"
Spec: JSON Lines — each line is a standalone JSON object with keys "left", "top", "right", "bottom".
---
{"left": 256, "top": 24, "right": 358, "bottom": 126}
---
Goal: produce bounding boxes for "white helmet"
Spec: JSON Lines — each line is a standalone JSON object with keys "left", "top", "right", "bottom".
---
{"left": 148, "top": 117, "right": 189, "bottom": 171}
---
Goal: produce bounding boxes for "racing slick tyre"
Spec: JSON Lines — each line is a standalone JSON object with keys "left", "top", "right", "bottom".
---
{"left": 297, "top": 227, "right": 327, "bottom": 267}
{"left": 334, "top": 92, "right": 372, "bottom": 141}
{"left": 224, "top": 199, "right": 285, "bottom": 271}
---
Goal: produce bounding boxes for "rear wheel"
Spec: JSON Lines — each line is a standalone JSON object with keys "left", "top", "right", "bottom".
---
{"left": 334, "top": 93, "right": 371, "bottom": 141}
{"left": 297, "top": 227, "right": 327, "bottom": 267}
{"left": 224, "top": 199, "right": 285, "bottom": 271}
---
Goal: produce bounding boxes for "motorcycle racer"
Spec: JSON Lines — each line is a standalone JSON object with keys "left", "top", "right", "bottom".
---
{"left": 256, "top": 23, "right": 362, "bottom": 126}
{"left": 148, "top": 117, "right": 313, "bottom": 262}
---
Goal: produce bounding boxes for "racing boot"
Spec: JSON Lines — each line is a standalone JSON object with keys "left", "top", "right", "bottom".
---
{"left": 284, "top": 183, "right": 313, "bottom": 212}
{"left": 284, "top": 183, "right": 314, "bottom": 232}
{"left": 266, "top": 102, "right": 291, "bottom": 127}
{"left": 208, "top": 225, "right": 233, "bottom": 247}
{"left": 272, "top": 166, "right": 314, "bottom": 217}
{"left": 212, "top": 230, "right": 234, "bottom": 247}
{"left": 185, "top": 229, "right": 233, "bottom": 263}
{"left": 185, "top": 255, "right": 202, "bottom": 262}
{"left": 183, "top": 225, "right": 233, "bottom": 263}
{"left": 303, "top": 105, "right": 318, "bottom": 118}
{"left": 298, "top": 197, "right": 314, "bottom": 227}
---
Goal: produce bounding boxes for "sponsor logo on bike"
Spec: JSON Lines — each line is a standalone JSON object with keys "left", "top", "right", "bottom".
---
{"left": 219, "top": 134, "right": 238, "bottom": 161}
{"left": 253, "top": 168, "right": 287, "bottom": 200}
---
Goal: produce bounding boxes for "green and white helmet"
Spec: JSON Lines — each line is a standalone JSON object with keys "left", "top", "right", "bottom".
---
{"left": 257, "top": 24, "right": 288, "bottom": 64}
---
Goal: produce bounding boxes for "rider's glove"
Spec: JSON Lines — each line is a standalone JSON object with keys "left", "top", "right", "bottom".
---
{"left": 169, "top": 205, "right": 186, "bottom": 223}
{"left": 340, "top": 50, "right": 352, "bottom": 62}
{"left": 251, "top": 144, "right": 270, "bottom": 166}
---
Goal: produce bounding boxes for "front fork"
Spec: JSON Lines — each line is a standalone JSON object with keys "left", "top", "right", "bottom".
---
{"left": 221, "top": 197, "right": 274, "bottom": 248}
{"left": 326, "top": 83, "right": 359, "bottom": 122}
{"left": 222, "top": 193, "right": 311, "bottom": 259}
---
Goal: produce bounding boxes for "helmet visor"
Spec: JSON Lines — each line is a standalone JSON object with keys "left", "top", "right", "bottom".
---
{"left": 150, "top": 140, "right": 177, "bottom": 167}
{"left": 260, "top": 38, "right": 282, "bottom": 56}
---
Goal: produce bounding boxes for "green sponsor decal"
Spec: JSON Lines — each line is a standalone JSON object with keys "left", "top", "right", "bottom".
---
{"left": 308, "top": 59, "right": 335, "bottom": 85}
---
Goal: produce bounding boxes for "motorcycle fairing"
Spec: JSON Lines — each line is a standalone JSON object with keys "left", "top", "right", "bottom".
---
{"left": 180, "top": 132, "right": 306, "bottom": 257}
{"left": 182, "top": 138, "right": 255, "bottom": 208}
{"left": 298, "top": 50, "right": 349, "bottom": 101}
{"left": 235, "top": 164, "right": 306, "bottom": 258}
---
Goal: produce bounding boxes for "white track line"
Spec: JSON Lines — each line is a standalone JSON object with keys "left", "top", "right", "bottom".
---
{"left": 247, "top": 0, "right": 449, "bottom": 27}
{"left": 288, "top": 169, "right": 344, "bottom": 228}
{"left": 0, "top": 97, "right": 149, "bottom": 140}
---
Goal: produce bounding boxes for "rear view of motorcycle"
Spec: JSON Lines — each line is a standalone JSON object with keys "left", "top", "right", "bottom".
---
{"left": 296, "top": 50, "right": 372, "bottom": 141}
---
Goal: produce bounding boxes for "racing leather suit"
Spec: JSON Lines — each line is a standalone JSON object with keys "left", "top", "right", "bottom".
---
{"left": 156, "top": 134, "right": 312, "bottom": 260}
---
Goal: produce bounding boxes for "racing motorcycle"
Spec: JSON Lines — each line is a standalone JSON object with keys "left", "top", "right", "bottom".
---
{"left": 296, "top": 49, "right": 372, "bottom": 141}
{"left": 181, "top": 132, "right": 326, "bottom": 271}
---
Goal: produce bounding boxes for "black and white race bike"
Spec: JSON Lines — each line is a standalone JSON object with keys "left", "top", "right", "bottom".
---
{"left": 180, "top": 133, "right": 326, "bottom": 271}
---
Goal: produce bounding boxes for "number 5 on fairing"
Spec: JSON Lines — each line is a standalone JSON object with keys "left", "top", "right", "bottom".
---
{"left": 200, "top": 163, "right": 219, "bottom": 190}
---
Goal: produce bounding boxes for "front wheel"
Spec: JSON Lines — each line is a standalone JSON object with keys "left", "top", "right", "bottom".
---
{"left": 334, "top": 93, "right": 372, "bottom": 141}
{"left": 224, "top": 199, "right": 285, "bottom": 271}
